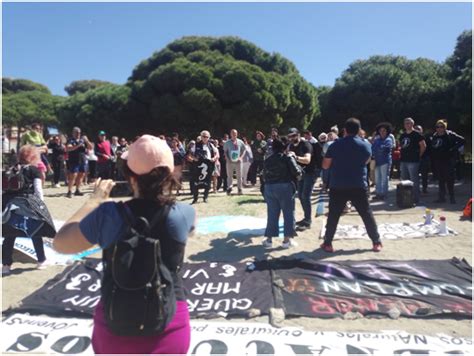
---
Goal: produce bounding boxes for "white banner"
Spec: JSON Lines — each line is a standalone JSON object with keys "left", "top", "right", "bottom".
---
{"left": 2, "top": 314, "right": 472, "bottom": 355}
{"left": 320, "top": 220, "right": 457, "bottom": 240}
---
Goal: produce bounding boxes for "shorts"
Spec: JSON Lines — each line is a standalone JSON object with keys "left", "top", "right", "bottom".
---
{"left": 67, "top": 161, "right": 86, "bottom": 173}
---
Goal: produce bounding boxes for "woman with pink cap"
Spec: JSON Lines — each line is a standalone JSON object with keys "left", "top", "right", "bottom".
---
{"left": 53, "top": 135, "right": 195, "bottom": 354}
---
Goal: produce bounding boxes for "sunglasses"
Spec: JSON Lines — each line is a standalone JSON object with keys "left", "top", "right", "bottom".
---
{"left": 436, "top": 126, "right": 445, "bottom": 129}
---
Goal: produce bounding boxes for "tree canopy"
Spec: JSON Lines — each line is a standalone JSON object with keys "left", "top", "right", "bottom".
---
{"left": 3, "top": 90, "right": 64, "bottom": 128}
{"left": 446, "top": 30, "right": 472, "bottom": 128}
{"left": 3, "top": 31, "right": 472, "bottom": 141}
{"left": 58, "top": 83, "right": 132, "bottom": 137}
{"left": 2, "top": 78, "right": 51, "bottom": 95}
{"left": 126, "top": 36, "right": 319, "bottom": 137}
{"left": 64, "top": 80, "right": 113, "bottom": 96}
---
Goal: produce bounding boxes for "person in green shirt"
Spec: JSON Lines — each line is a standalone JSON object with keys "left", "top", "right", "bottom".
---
{"left": 20, "top": 123, "right": 47, "bottom": 152}
{"left": 20, "top": 123, "right": 50, "bottom": 176}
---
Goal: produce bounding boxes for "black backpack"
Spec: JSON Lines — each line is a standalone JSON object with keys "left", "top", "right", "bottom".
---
{"left": 101, "top": 203, "right": 177, "bottom": 336}
{"left": 2, "top": 165, "right": 28, "bottom": 193}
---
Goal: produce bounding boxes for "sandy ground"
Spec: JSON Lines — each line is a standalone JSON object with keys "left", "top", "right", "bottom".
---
{"left": 2, "top": 178, "right": 472, "bottom": 338}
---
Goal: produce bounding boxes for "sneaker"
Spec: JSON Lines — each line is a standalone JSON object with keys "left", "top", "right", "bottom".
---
{"left": 450, "top": 196, "right": 456, "bottom": 204}
{"left": 372, "top": 243, "right": 383, "bottom": 252}
{"left": 262, "top": 239, "right": 273, "bottom": 248}
{"left": 2, "top": 265, "right": 11, "bottom": 275}
{"left": 203, "top": 198, "right": 208, "bottom": 203}
{"left": 74, "top": 190, "right": 84, "bottom": 196}
{"left": 37, "top": 261, "right": 49, "bottom": 270}
{"left": 295, "top": 219, "right": 308, "bottom": 226}
{"left": 66, "top": 191, "right": 72, "bottom": 198}
{"left": 238, "top": 190, "right": 243, "bottom": 196}
{"left": 296, "top": 223, "right": 311, "bottom": 232}
{"left": 320, "top": 243, "right": 334, "bottom": 253}
{"left": 226, "top": 188, "right": 232, "bottom": 196}
{"left": 54, "top": 183, "right": 61, "bottom": 188}
{"left": 191, "top": 199, "right": 198, "bottom": 205}
{"left": 282, "top": 239, "right": 298, "bottom": 249}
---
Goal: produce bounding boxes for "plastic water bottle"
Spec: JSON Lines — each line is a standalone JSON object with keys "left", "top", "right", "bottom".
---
{"left": 438, "top": 216, "right": 448, "bottom": 235}
{"left": 424, "top": 209, "right": 433, "bottom": 225}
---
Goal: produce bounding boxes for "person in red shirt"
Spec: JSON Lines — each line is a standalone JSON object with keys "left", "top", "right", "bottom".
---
{"left": 95, "top": 130, "right": 114, "bottom": 179}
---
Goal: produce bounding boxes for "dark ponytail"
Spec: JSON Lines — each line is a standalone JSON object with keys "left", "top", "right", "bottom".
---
{"left": 122, "top": 164, "right": 178, "bottom": 205}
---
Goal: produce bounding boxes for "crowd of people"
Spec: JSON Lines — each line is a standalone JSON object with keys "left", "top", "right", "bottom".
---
{"left": 1, "top": 115, "right": 468, "bottom": 354}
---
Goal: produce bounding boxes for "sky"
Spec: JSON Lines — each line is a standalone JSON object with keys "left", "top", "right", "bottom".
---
{"left": 3, "top": 2, "right": 472, "bottom": 96}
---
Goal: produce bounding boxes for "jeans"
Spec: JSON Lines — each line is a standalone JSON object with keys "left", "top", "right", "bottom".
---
{"left": 2, "top": 236, "right": 46, "bottom": 266}
{"left": 264, "top": 182, "right": 296, "bottom": 239}
{"left": 323, "top": 188, "right": 380, "bottom": 245}
{"left": 297, "top": 172, "right": 317, "bottom": 223}
{"left": 226, "top": 161, "right": 243, "bottom": 191}
{"left": 400, "top": 162, "right": 420, "bottom": 203}
{"left": 375, "top": 163, "right": 390, "bottom": 197}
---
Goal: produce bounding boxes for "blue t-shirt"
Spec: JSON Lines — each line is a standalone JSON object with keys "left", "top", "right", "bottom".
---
{"left": 79, "top": 201, "right": 195, "bottom": 249}
{"left": 326, "top": 136, "right": 371, "bottom": 189}
{"left": 372, "top": 137, "right": 393, "bottom": 166}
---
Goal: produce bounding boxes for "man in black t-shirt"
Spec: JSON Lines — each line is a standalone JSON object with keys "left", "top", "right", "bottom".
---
{"left": 287, "top": 128, "right": 315, "bottom": 230}
{"left": 66, "top": 127, "right": 92, "bottom": 198}
{"left": 399, "top": 117, "right": 426, "bottom": 204}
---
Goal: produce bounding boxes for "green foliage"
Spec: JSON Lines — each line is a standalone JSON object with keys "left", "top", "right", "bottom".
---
{"left": 58, "top": 83, "right": 132, "bottom": 137}
{"left": 2, "top": 78, "right": 51, "bottom": 95}
{"left": 319, "top": 55, "right": 452, "bottom": 134}
{"left": 64, "top": 80, "right": 113, "bottom": 96}
{"left": 446, "top": 30, "right": 472, "bottom": 128}
{"left": 3, "top": 90, "right": 63, "bottom": 127}
{"left": 127, "top": 36, "right": 318, "bottom": 137}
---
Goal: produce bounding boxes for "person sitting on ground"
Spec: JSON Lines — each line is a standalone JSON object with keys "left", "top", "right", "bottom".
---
{"left": 262, "top": 138, "right": 302, "bottom": 249}
{"left": 320, "top": 118, "right": 382, "bottom": 253}
{"left": 53, "top": 135, "right": 195, "bottom": 354}
{"left": 3, "top": 145, "right": 56, "bottom": 275}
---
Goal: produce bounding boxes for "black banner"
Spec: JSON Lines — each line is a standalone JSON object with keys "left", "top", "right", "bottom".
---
{"left": 6, "top": 258, "right": 472, "bottom": 320}
{"left": 272, "top": 258, "right": 472, "bottom": 319}
{"left": 7, "top": 259, "right": 273, "bottom": 319}
{"left": 191, "top": 159, "right": 213, "bottom": 189}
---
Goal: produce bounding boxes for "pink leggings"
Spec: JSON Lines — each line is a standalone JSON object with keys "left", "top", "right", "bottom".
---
{"left": 92, "top": 300, "right": 190, "bottom": 354}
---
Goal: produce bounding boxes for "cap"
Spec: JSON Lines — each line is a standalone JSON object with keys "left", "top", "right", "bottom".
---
{"left": 98, "top": 130, "right": 106, "bottom": 136}
{"left": 121, "top": 135, "right": 174, "bottom": 175}
{"left": 288, "top": 128, "right": 299, "bottom": 135}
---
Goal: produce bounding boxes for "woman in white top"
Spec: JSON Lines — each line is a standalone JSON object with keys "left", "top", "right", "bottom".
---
{"left": 85, "top": 140, "right": 98, "bottom": 184}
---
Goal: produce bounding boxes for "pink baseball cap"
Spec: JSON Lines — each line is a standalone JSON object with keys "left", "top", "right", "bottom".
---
{"left": 121, "top": 135, "right": 174, "bottom": 175}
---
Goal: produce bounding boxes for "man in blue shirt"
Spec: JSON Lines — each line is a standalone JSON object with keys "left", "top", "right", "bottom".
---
{"left": 320, "top": 118, "right": 382, "bottom": 253}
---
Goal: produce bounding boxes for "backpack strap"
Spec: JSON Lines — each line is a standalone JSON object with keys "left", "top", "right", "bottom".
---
{"left": 117, "top": 201, "right": 171, "bottom": 237}
{"left": 148, "top": 204, "right": 171, "bottom": 235}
